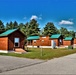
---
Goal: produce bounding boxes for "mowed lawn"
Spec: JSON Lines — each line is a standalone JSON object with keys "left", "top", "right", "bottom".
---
{"left": 0, "top": 48, "right": 76, "bottom": 60}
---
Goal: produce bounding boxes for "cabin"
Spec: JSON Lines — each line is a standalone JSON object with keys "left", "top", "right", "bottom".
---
{"left": 27, "top": 34, "right": 64, "bottom": 48}
{"left": 63, "top": 37, "right": 73, "bottom": 47}
{"left": 73, "top": 38, "right": 76, "bottom": 48}
{"left": 27, "top": 36, "right": 51, "bottom": 48}
{"left": 27, "top": 36, "right": 40, "bottom": 47}
{"left": 74, "top": 38, "right": 76, "bottom": 44}
{"left": 0, "top": 29, "right": 26, "bottom": 53}
{"left": 50, "top": 34, "right": 63, "bottom": 47}
{"left": 39, "top": 36, "right": 51, "bottom": 46}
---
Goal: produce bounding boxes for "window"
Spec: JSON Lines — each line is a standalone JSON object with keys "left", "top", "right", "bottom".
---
{"left": 42, "top": 37, "right": 46, "bottom": 38}
{"left": 14, "top": 38, "right": 20, "bottom": 47}
{"left": 33, "top": 40, "right": 36, "bottom": 43}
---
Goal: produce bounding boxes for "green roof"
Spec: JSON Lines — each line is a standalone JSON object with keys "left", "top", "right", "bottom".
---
{"left": 50, "top": 34, "right": 61, "bottom": 39}
{"left": 27, "top": 36, "right": 40, "bottom": 40}
{"left": 0, "top": 29, "right": 18, "bottom": 37}
{"left": 64, "top": 37, "right": 73, "bottom": 41}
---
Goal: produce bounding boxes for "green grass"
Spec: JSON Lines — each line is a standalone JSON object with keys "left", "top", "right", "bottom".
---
{"left": 0, "top": 48, "right": 76, "bottom": 60}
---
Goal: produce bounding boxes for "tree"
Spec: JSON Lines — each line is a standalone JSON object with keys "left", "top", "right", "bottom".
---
{"left": 19, "top": 23, "right": 24, "bottom": 29}
{"left": 6, "top": 21, "right": 18, "bottom": 30}
{"left": 28, "top": 19, "right": 40, "bottom": 36}
{"left": 13, "top": 21, "right": 18, "bottom": 29}
{"left": 68, "top": 31, "right": 75, "bottom": 38}
{"left": 6, "top": 21, "right": 13, "bottom": 29}
{"left": 59, "top": 27, "right": 75, "bottom": 37}
{"left": 23, "top": 22, "right": 29, "bottom": 36}
{"left": 60, "top": 27, "right": 69, "bottom": 37}
{"left": 6, "top": 22, "right": 10, "bottom": 30}
{"left": 43, "top": 22, "right": 58, "bottom": 35}
{"left": 40, "top": 28, "right": 44, "bottom": 35}
{"left": 0, "top": 20, "right": 5, "bottom": 30}
{"left": 19, "top": 22, "right": 28, "bottom": 36}
{"left": 9, "top": 21, "right": 13, "bottom": 29}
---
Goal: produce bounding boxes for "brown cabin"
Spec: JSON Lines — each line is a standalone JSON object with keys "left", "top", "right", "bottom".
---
{"left": 63, "top": 37, "right": 73, "bottom": 46}
{"left": 0, "top": 29, "right": 26, "bottom": 53}
{"left": 27, "top": 34, "right": 63, "bottom": 47}
{"left": 74, "top": 38, "right": 76, "bottom": 44}
{"left": 27, "top": 36, "right": 51, "bottom": 47}
{"left": 50, "top": 34, "right": 63, "bottom": 46}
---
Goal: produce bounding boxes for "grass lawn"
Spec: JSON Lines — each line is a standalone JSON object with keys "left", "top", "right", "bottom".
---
{"left": 0, "top": 48, "right": 76, "bottom": 60}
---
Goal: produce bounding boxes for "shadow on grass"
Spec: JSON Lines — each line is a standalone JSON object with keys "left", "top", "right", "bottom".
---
{"left": 25, "top": 49, "right": 33, "bottom": 52}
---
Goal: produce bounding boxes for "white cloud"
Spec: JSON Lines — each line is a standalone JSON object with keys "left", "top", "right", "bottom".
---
{"left": 30, "top": 15, "right": 38, "bottom": 20}
{"left": 59, "top": 20, "right": 74, "bottom": 25}
{"left": 30, "top": 15, "right": 42, "bottom": 20}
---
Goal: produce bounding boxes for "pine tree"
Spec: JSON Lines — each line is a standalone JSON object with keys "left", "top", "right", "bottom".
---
{"left": 43, "top": 22, "right": 58, "bottom": 35}
{"left": 28, "top": 19, "right": 40, "bottom": 36}
{"left": 13, "top": 21, "right": 18, "bottom": 29}
{"left": 0, "top": 20, "right": 5, "bottom": 30}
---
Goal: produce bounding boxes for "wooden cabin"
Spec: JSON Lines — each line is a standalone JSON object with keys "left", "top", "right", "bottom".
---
{"left": 27, "top": 34, "right": 63, "bottom": 48}
{"left": 0, "top": 29, "right": 26, "bottom": 53}
{"left": 63, "top": 37, "right": 73, "bottom": 46}
{"left": 27, "top": 36, "right": 40, "bottom": 47}
{"left": 27, "top": 35, "right": 51, "bottom": 48}
{"left": 50, "top": 34, "right": 63, "bottom": 46}
{"left": 74, "top": 38, "right": 76, "bottom": 44}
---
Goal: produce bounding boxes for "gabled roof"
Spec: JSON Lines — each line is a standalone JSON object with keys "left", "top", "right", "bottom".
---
{"left": 27, "top": 36, "right": 40, "bottom": 40}
{"left": 0, "top": 29, "right": 18, "bottom": 37}
{"left": 64, "top": 37, "right": 73, "bottom": 41}
{"left": 50, "top": 34, "right": 61, "bottom": 39}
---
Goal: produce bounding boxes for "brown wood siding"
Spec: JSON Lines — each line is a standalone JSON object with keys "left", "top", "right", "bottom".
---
{"left": 32, "top": 40, "right": 41, "bottom": 46}
{"left": 63, "top": 40, "right": 72, "bottom": 46}
{"left": 28, "top": 36, "right": 51, "bottom": 46}
{"left": 8, "top": 30, "right": 25, "bottom": 50}
{"left": 28, "top": 36, "right": 63, "bottom": 46}
{"left": 0, "top": 37, "right": 8, "bottom": 50}
{"left": 51, "top": 39, "right": 59, "bottom": 46}
{"left": 40, "top": 36, "right": 51, "bottom": 46}
{"left": 74, "top": 39, "right": 76, "bottom": 44}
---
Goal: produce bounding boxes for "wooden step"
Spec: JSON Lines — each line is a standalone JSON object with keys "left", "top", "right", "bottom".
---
{"left": 15, "top": 48, "right": 26, "bottom": 53}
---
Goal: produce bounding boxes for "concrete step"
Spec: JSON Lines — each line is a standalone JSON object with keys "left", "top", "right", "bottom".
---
{"left": 73, "top": 44, "right": 76, "bottom": 48}
{"left": 15, "top": 48, "right": 26, "bottom": 53}
{"left": 58, "top": 45, "right": 65, "bottom": 48}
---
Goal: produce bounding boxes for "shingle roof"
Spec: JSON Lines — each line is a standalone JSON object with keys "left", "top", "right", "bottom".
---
{"left": 0, "top": 29, "right": 18, "bottom": 37}
{"left": 27, "top": 36, "right": 40, "bottom": 40}
{"left": 64, "top": 37, "right": 73, "bottom": 41}
{"left": 50, "top": 34, "right": 61, "bottom": 39}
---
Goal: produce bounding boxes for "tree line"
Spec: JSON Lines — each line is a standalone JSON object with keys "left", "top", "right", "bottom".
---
{"left": 0, "top": 19, "right": 75, "bottom": 38}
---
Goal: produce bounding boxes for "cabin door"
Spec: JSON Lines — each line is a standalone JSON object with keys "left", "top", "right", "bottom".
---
{"left": 14, "top": 38, "right": 20, "bottom": 47}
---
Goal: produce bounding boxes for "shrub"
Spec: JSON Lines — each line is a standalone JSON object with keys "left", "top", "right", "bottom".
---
{"left": 68, "top": 45, "right": 73, "bottom": 49}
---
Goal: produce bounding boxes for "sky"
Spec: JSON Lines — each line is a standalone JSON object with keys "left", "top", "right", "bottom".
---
{"left": 0, "top": 0, "right": 76, "bottom": 31}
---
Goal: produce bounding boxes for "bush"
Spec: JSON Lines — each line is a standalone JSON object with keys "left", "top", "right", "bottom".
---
{"left": 68, "top": 45, "right": 73, "bottom": 49}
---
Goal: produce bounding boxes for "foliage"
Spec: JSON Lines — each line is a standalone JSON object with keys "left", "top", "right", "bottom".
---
{"left": 6, "top": 21, "right": 18, "bottom": 30}
{"left": 19, "top": 19, "right": 40, "bottom": 36}
{"left": 43, "top": 22, "right": 59, "bottom": 36}
{"left": 68, "top": 45, "right": 73, "bottom": 49}
{"left": 0, "top": 20, "right": 5, "bottom": 30}
{"left": 60, "top": 27, "right": 75, "bottom": 38}
{"left": 0, "top": 19, "right": 75, "bottom": 38}
{"left": 28, "top": 19, "right": 40, "bottom": 36}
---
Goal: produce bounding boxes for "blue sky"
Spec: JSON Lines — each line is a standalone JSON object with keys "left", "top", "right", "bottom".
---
{"left": 0, "top": 0, "right": 76, "bottom": 31}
